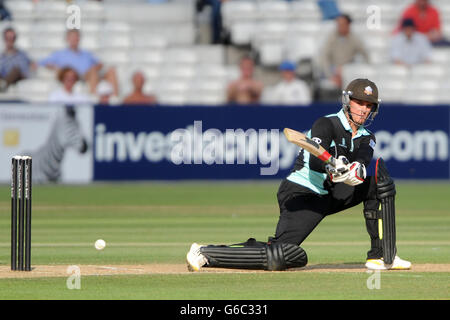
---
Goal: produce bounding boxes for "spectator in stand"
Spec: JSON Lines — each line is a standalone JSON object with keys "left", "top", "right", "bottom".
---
{"left": 397, "top": 0, "right": 447, "bottom": 45}
{"left": 0, "top": 28, "right": 36, "bottom": 92}
{"left": 267, "top": 60, "right": 312, "bottom": 105}
{"left": 390, "top": 18, "right": 432, "bottom": 66}
{"left": 0, "top": 0, "right": 12, "bottom": 21}
{"left": 196, "top": 0, "right": 230, "bottom": 44}
{"left": 319, "top": 14, "right": 369, "bottom": 89}
{"left": 123, "top": 71, "right": 157, "bottom": 105}
{"left": 48, "top": 67, "right": 93, "bottom": 104}
{"left": 39, "top": 29, "right": 119, "bottom": 96}
{"left": 227, "top": 55, "right": 263, "bottom": 105}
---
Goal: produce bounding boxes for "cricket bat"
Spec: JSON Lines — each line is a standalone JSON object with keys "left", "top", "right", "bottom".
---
{"left": 283, "top": 128, "right": 337, "bottom": 167}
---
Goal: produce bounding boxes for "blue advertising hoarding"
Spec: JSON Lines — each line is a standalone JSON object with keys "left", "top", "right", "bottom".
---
{"left": 93, "top": 104, "right": 450, "bottom": 180}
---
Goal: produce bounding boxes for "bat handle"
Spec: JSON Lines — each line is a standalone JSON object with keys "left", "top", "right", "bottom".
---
{"left": 328, "top": 157, "right": 337, "bottom": 168}
{"left": 319, "top": 151, "right": 337, "bottom": 168}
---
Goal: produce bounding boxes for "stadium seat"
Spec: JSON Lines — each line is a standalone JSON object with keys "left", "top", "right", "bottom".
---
{"left": 290, "top": 0, "right": 321, "bottom": 20}
{"left": 195, "top": 64, "right": 228, "bottom": 79}
{"left": 409, "top": 78, "right": 440, "bottom": 91}
{"left": 35, "top": 67, "right": 57, "bottom": 80}
{"left": 257, "top": 1, "right": 291, "bottom": 20}
{"left": 252, "top": 21, "right": 289, "bottom": 64}
{"left": 288, "top": 21, "right": 322, "bottom": 35}
{"left": 402, "top": 92, "right": 438, "bottom": 105}
{"left": 129, "top": 49, "right": 165, "bottom": 64}
{"left": 15, "top": 79, "right": 57, "bottom": 102}
{"left": 380, "top": 89, "right": 404, "bottom": 103}
{"left": 8, "top": 22, "right": 32, "bottom": 34}
{"left": 190, "top": 79, "right": 227, "bottom": 92}
{"left": 337, "top": 1, "right": 361, "bottom": 17}
{"left": 78, "top": 1, "right": 105, "bottom": 20}
{"left": 341, "top": 63, "right": 376, "bottom": 87}
{"left": 132, "top": 34, "right": 168, "bottom": 49}
{"left": 225, "top": 66, "right": 240, "bottom": 82}
{"left": 98, "top": 50, "right": 130, "bottom": 66}
{"left": 361, "top": 32, "right": 390, "bottom": 52}
{"left": 101, "top": 22, "right": 131, "bottom": 33}
{"left": 230, "top": 21, "right": 256, "bottom": 45}
{"left": 31, "top": 34, "right": 65, "bottom": 50}
{"left": 80, "top": 22, "right": 102, "bottom": 33}
{"left": 431, "top": 48, "right": 450, "bottom": 64}
{"left": 4, "top": 0, "right": 34, "bottom": 20}
{"left": 28, "top": 48, "right": 55, "bottom": 62}
{"left": 34, "top": 1, "right": 67, "bottom": 19}
{"left": 222, "top": 1, "right": 258, "bottom": 30}
{"left": 258, "top": 40, "right": 284, "bottom": 67}
{"left": 258, "top": 20, "right": 289, "bottom": 38}
{"left": 369, "top": 48, "right": 390, "bottom": 65}
{"left": 377, "top": 64, "right": 409, "bottom": 79}
{"left": 135, "top": 66, "right": 161, "bottom": 84}
{"left": 401, "top": 78, "right": 440, "bottom": 105}
{"left": 285, "top": 35, "right": 317, "bottom": 63}
{"left": 157, "top": 92, "right": 187, "bottom": 105}
{"left": 152, "top": 24, "right": 196, "bottom": 45}
{"left": 126, "top": 3, "right": 194, "bottom": 24}
{"left": 195, "top": 45, "right": 225, "bottom": 65}
{"left": 163, "top": 65, "right": 196, "bottom": 79}
{"left": 80, "top": 34, "right": 100, "bottom": 51}
{"left": 103, "top": 4, "right": 129, "bottom": 22}
{"left": 437, "top": 81, "right": 450, "bottom": 103}
{"left": 158, "top": 79, "right": 190, "bottom": 93}
{"left": 15, "top": 35, "right": 31, "bottom": 50}
{"left": 100, "top": 35, "right": 132, "bottom": 49}
{"left": 186, "top": 91, "right": 226, "bottom": 105}
{"left": 443, "top": 24, "right": 450, "bottom": 39}
{"left": 410, "top": 64, "right": 447, "bottom": 79}
{"left": 33, "top": 22, "right": 67, "bottom": 34}
{"left": 165, "top": 48, "right": 198, "bottom": 64}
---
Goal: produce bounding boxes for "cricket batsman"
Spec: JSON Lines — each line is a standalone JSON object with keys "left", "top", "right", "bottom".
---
{"left": 187, "top": 78, "right": 411, "bottom": 271}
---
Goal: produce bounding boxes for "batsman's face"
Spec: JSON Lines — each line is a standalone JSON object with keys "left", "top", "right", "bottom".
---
{"left": 349, "top": 99, "right": 374, "bottom": 125}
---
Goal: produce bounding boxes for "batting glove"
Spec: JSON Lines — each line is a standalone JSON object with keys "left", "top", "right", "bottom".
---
{"left": 343, "top": 161, "right": 366, "bottom": 186}
{"left": 326, "top": 156, "right": 350, "bottom": 183}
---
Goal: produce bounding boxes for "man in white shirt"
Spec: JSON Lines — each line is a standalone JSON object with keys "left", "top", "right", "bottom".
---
{"left": 390, "top": 18, "right": 432, "bottom": 66}
{"left": 268, "top": 60, "right": 312, "bottom": 105}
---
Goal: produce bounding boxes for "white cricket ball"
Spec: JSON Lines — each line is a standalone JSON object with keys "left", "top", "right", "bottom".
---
{"left": 95, "top": 239, "right": 106, "bottom": 251}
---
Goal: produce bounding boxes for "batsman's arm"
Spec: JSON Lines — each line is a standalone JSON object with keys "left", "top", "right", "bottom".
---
{"left": 354, "top": 135, "right": 377, "bottom": 168}
{"left": 308, "top": 117, "right": 336, "bottom": 172}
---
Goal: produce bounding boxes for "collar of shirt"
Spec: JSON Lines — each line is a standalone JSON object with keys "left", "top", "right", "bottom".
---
{"left": 337, "top": 109, "right": 371, "bottom": 138}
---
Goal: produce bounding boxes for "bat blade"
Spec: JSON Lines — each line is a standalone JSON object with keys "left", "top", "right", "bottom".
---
{"left": 283, "top": 128, "right": 336, "bottom": 167}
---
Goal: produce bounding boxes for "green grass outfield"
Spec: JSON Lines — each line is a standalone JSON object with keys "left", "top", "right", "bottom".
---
{"left": 0, "top": 182, "right": 449, "bottom": 300}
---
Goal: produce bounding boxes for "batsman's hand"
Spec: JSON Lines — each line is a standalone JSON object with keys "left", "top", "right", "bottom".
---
{"left": 342, "top": 161, "right": 366, "bottom": 186}
{"left": 326, "top": 155, "right": 350, "bottom": 182}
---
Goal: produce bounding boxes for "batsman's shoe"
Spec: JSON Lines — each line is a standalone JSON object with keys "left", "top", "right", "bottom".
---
{"left": 365, "top": 256, "right": 411, "bottom": 270}
{"left": 186, "top": 243, "right": 208, "bottom": 271}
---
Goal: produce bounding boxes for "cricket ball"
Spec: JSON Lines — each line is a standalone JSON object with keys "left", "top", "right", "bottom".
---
{"left": 95, "top": 239, "right": 106, "bottom": 251}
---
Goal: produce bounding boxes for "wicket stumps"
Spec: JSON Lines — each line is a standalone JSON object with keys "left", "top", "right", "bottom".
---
{"left": 11, "top": 156, "right": 32, "bottom": 271}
